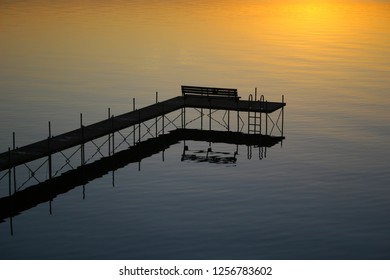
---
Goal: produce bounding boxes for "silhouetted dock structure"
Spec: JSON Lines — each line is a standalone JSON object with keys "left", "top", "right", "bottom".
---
{"left": 0, "top": 86, "right": 285, "bottom": 172}
{"left": 0, "top": 85, "right": 286, "bottom": 233}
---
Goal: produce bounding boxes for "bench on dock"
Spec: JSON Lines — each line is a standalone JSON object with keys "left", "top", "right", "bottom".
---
{"left": 181, "top": 85, "right": 239, "bottom": 99}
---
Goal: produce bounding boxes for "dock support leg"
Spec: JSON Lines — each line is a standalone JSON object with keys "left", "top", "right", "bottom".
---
{"left": 182, "top": 107, "right": 186, "bottom": 129}
{"left": 254, "top": 89, "right": 258, "bottom": 134}
{"left": 138, "top": 111, "right": 141, "bottom": 143}
{"left": 8, "top": 148, "right": 11, "bottom": 197}
{"left": 133, "top": 98, "right": 136, "bottom": 145}
{"left": 181, "top": 108, "right": 183, "bottom": 128}
{"left": 155, "top": 92, "right": 158, "bottom": 137}
{"left": 48, "top": 121, "right": 52, "bottom": 180}
{"left": 81, "top": 146, "right": 85, "bottom": 166}
{"left": 282, "top": 95, "right": 285, "bottom": 137}
{"left": 162, "top": 103, "right": 165, "bottom": 135}
{"left": 47, "top": 121, "right": 52, "bottom": 214}
{"left": 247, "top": 109, "right": 250, "bottom": 134}
{"left": 12, "top": 133, "right": 16, "bottom": 193}
{"left": 201, "top": 108, "right": 203, "bottom": 130}
{"left": 48, "top": 152, "right": 52, "bottom": 180}
{"left": 111, "top": 116, "right": 115, "bottom": 188}
{"left": 265, "top": 101, "right": 268, "bottom": 135}
{"left": 209, "top": 108, "right": 212, "bottom": 131}
{"left": 228, "top": 110, "right": 230, "bottom": 131}
{"left": 80, "top": 114, "right": 85, "bottom": 166}
{"left": 237, "top": 110, "right": 239, "bottom": 133}
{"left": 108, "top": 108, "right": 111, "bottom": 156}
{"left": 7, "top": 149, "right": 14, "bottom": 236}
{"left": 182, "top": 97, "right": 186, "bottom": 130}
{"left": 184, "top": 107, "right": 186, "bottom": 129}
{"left": 111, "top": 116, "right": 115, "bottom": 155}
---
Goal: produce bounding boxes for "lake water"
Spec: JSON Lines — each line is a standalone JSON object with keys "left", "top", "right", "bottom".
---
{"left": 0, "top": 0, "right": 390, "bottom": 259}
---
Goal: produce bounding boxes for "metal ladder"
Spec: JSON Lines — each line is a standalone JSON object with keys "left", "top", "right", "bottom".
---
{"left": 248, "top": 89, "right": 264, "bottom": 134}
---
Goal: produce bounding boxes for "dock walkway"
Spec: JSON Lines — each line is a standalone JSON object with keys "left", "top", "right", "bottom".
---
{"left": 0, "top": 95, "right": 285, "bottom": 172}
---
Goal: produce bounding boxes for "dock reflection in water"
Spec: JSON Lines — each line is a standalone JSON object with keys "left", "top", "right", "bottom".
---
{"left": 0, "top": 129, "right": 284, "bottom": 227}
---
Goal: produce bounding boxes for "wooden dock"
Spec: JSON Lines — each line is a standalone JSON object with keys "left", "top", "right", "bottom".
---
{"left": 0, "top": 95, "right": 285, "bottom": 172}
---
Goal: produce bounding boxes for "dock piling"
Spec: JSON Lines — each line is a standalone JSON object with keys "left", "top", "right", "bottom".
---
{"left": 138, "top": 110, "right": 141, "bottom": 143}
{"left": 155, "top": 92, "right": 158, "bottom": 137}
{"left": 133, "top": 98, "right": 136, "bottom": 145}
{"left": 111, "top": 115, "right": 115, "bottom": 155}
{"left": 162, "top": 103, "right": 165, "bottom": 135}
{"left": 108, "top": 108, "right": 111, "bottom": 156}
{"left": 282, "top": 95, "right": 285, "bottom": 137}
{"left": 8, "top": 148, "right": 11, "bottom": 197}
{"left": 237, "top": 103, "right": 239, "bottom": 133}
{"left": 48, "top": 121, "right": 52, "bottom": 180}
{"left": 184, "top": 106, "right": 186, "bottom": 129}
{"left": 181, "top": 107, "right": 185, "bottom": 129}
{"left": 266, "top": 101, "right": 268, "bottom": 135}
{"left": 254, "top": 89, "right": 257, "bottom": 134}
{"left": 201, "top": 108, "right": 203, "bottom": 130}
{"left": 12, "top": 133, "right": 16, "bottom": 193}
{"left": 227, "top": 109, "right": 230, "bottom": 131}
{"left": 80, "top": 113, "right": 85, "bottom": 166}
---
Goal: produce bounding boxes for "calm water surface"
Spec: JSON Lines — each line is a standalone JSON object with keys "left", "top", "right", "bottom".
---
{"left": 1, "top": 0, "right": 390, "bottom": 259}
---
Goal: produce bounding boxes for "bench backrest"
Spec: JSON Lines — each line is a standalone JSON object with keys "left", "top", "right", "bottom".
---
{"left": 181, "top": 85, "right": 238, "bottom": 98}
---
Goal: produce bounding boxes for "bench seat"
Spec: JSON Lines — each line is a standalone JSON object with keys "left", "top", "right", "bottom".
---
{"left": 181, "top": 85, "right": 239, "bottom": 99}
